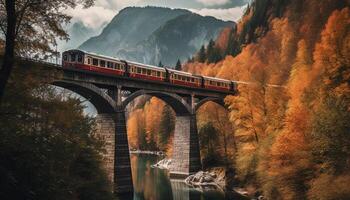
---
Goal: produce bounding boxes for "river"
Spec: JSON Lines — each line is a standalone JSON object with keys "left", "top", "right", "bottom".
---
{"left": 117, "top": 154, "right": 247, "bottom": 200}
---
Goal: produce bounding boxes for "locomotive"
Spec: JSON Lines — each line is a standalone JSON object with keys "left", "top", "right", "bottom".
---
{"left": 62, "top": 49, "right": 237, "bottom": 92}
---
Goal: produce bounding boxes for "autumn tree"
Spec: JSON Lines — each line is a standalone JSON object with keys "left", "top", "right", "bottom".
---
{"left": 199, "top": 122, "right": 220, "bottom": 167}
{"left": 0, "top": 0, "right": 94, "bottom": 106}
{"left": 159, "top": 104, "right": 175, "bottom": 150}
{"left": 0, "top": 64, "right": 112, "bottom": 199}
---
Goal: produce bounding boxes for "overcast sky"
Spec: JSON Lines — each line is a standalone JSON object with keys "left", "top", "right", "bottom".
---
{"left": 65, "top": 0, "right": 250, "bottom": 30}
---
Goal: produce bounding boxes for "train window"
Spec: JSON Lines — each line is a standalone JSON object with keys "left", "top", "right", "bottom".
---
{"left": 78, "top": 55, "right": 83, "bottom": 63}
{"left": 157, "top": 71, "right": 160, "bottom": 77}
{"left": 191, "top": 78, "right": 194, "bottom": 82}
{"left": 87, "top": 58, "right": 91, "bottom": 65}
{"left": 187, "top": 77, "right": 190, "bottom": 81}
{"left": 63, "top": 55, "right": 67, "bottom": 61}
{"left": 71, "top": 54, "right": 76, "bottom": 62}
{"left": 142, "top": 68, "right": 146, "bottom": 74}
{"left": 92, "top": 58, "right": 98, "bottom": 66}
{"left": 100, "top": 60, "right": 106, "bottom": 67}
{"left": 147, "top": 70, "right": 151, "bottom": 75}
{"left": 137, "top": 67, "right": 141, "bottom": 74}
{"left": 107, "top": 62, "right": 112, "bottom": 68}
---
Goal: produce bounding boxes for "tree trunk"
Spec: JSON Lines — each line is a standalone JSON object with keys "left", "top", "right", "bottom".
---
{"left": 0, "top": 0, "right": 16, "bottom": 106}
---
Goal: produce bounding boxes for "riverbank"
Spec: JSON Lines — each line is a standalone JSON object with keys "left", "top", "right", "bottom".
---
{"left": 152, "top": 158, "right": 262, "bottom": 200}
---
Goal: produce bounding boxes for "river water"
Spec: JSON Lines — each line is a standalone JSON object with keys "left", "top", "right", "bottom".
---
{"left": 117, "top": 154, "right": 246, "bottom": 200}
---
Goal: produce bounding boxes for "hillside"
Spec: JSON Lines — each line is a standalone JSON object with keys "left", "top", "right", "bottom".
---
{"left": 89, "top": 6, "right": 349, "bottom": 199}
{"left": 182, "top": 0, "right": 350, "bottom": 199}
{"left": 79, "top": 6, "right": 234, "bottom": 66}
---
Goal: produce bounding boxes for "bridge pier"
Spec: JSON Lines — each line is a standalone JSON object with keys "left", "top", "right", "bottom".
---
{"left": 95, "top": 114, "right": 115, "bottom": 183}
{"left": 170, "top": 114, "right": 202, "bottom": 177}
{"left": 113, "top": 110, "right": 133, "bottom": 194}
{"left": 95, "top": 111, "right": 133, "bottom": 194}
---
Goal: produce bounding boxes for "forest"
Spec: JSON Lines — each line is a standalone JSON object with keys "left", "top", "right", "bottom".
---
{"left": 127, "top": 0, "right": 350, "bottom": 199}
{"left": 0, "top": 0, "right": 349, "bottom": 199}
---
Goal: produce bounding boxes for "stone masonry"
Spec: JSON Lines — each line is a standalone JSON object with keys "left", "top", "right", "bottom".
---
{"left": 95, "top": 114, "right": 115, "bottom": 183}
{"left": 170, "top": 114, "right": 202, "bottom": 177}
{"left": 95, "top": 112, "right": 133, "bottom": 194}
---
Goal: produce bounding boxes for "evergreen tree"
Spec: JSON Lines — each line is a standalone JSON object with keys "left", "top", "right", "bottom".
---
{"left": 206, "top": 39, "right": 223, "bottom": 63}
{"left": 175, "top": 59, "right": 182, "bottom": 70}
{"left": 198, "top": 45, "right": 206, "bottom": 63}
{"left": 225, "top": 28, "right": 237, "bottom": 56}
{"left": 158, "top": 61, "right": 164, "bottom": 67}
{"left": 206, "top": 39, "right": 215, "bottom": 62}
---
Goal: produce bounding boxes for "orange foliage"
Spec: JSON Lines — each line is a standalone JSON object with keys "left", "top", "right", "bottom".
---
{"left": 183, "top": 1, "right": 349, "bottom": 199}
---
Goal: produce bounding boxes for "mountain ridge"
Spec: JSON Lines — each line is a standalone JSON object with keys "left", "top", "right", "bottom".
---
{"left": 78, "top": 6, "right": 234, "bottom": 67}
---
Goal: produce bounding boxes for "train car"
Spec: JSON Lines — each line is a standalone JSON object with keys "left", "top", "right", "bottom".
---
{"left": 168, "top": 68, "right": 201, "bottom": 88}
{"left": 202, "top": 76, "right": 231, "bottom": 91}
{"left": 62, "top": 50, "right": 126, "bottom": 76}
{"left": 128, "top": 61, "right": 166, "bottom": 81}
{"left": 62, "top": 49, "right": 236, "bottom": 93}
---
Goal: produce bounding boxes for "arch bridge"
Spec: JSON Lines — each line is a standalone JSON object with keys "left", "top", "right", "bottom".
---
{"left": 18, "top": 59, "right": 237, "bottom": 195}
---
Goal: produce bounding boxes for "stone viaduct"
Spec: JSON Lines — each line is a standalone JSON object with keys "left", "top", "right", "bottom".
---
{"left": 16, "top": 59, "right": 237, "bottom": 195}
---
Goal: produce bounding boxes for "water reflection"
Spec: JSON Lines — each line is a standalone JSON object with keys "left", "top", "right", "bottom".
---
{"left": 117, "top": 154, "right": 242, "bottom": 200}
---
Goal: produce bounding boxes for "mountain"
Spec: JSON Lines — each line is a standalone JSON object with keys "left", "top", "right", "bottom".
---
{"left": 58, "top": 22, "right": 100, "bottom": 52}
{"left": 79, "top": 6, "right": 234, "bottom": 67}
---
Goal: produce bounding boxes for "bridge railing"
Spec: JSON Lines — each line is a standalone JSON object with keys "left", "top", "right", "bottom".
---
{"left": 19, "top": 56, "right": 62, "bottom": 68}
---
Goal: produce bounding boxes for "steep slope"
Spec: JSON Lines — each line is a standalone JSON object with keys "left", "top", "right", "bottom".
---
{"left": 123, "top": 13, "right": 234, "bottom": 66}
{"left": 184, "top": 0, "right": 350, "bottom": 199}
{"left": 79, "top": 6, "right": 234, "bottom": 67}
{"left": 79, "top": 7, "right": 190, "bottom": 57}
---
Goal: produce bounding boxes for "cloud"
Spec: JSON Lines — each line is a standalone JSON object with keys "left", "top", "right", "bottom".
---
{"left": 190, "top": 5, "right": 247, "bottom": 22}
{"left": 196, "top": 0, "right": 230, "bottom": 6}
{"left": 65, "top": 5, "right": 116, "bottom": 29}
{"left": 64, "top": 0, "right": 145, "bottom": 29}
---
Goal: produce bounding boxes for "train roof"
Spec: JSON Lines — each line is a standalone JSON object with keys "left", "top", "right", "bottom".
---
{"left": 167, "top": 68, "right": 194, "bottom": 76}
{"left": 127, "top": 60, "right": 165, "bottom": 71}
{"left": 64, "top": 49, "right": 165, "bottom": 71}
{"left": 64, "top": 49, "right": 123, "bottom": 62}
{"left": 202, "top": 75, "right": 232, "bottom": 82}
{"left": 63, "top": 49, "right": 233, "bottom": 83}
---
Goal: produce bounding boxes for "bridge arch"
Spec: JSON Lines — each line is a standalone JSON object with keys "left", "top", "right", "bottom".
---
{"left": 122, "top": 89, "right": 192, "bottom": 115}
{"left": 52, "top": 80, "right": 116, "bottom": 113}
{"left": 195, "top": 97, "right": 226, "bottom": 112}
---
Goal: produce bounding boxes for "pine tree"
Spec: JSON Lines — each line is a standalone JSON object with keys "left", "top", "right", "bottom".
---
{"left": 175, "top": 59, "right": 182, "bottom": 70}
{"left": 206, "top": 39, "right": 215, "bottom": 62}
{"left": 198, "top": 45, "right": 206, "bottom": 63}
{"left": 225, "top": 28, "right": 237, "bottom": 56}
{"left": 158, "top": 61, "right": 164, "bottom": 67}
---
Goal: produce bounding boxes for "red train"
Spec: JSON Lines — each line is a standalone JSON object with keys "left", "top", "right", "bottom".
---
{"left": 62, "top": 49, "right": 237, "bottom": 92}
